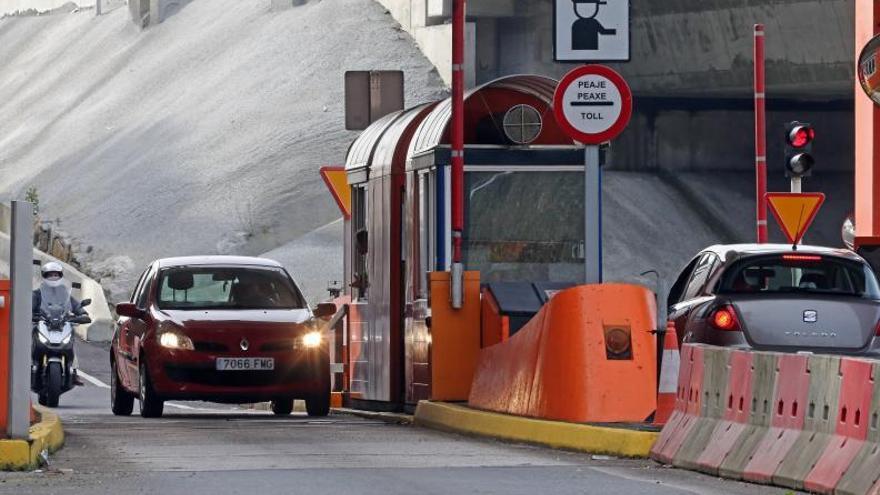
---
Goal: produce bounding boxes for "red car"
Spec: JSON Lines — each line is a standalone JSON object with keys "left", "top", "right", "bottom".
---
{"left": 111, "top": 256, "right": 333, "bottom": 418}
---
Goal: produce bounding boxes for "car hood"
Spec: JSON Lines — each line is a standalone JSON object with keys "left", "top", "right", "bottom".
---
{"left": 160, "top": 309, "right": 312, "bottom": 329}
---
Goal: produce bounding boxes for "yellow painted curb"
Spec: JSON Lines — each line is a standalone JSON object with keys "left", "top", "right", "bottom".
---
{"left": 0, "top": 406, "right": 64, "bottom": 470}
{"left": 414, "top": 401, "right": 658, "bottom": 458}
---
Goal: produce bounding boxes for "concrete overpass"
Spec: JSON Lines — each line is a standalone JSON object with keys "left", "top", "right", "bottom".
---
{"left": 379, "top": 0, "right": 856, "bottom": 174}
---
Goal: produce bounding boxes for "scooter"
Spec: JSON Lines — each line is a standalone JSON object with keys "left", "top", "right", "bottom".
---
{"left": 31, "top": 299, "right": 91, "bottom": 407}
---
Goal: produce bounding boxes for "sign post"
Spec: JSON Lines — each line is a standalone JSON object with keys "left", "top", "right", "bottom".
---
{"left": 553, "top": 65, "right": 632, "bottom": 284}
{"left": 8, "top": 201, "right": 32, "bottom": 440}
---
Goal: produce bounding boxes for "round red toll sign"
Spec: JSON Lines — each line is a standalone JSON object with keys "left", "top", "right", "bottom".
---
{"left": 553, "top": 65, "right": 633, "bottom": 145}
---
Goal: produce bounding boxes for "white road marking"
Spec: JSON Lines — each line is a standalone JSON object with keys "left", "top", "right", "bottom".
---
{"left": 77, "top": 370, "right": 110, "bottom": 389}
{"left": 77, "top": 368, "right": 265, "bottom": 414}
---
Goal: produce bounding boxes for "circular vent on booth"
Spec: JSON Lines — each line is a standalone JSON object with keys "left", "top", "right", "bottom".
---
{"left": 502, "top": 104, "right": 542, "bottom": 145}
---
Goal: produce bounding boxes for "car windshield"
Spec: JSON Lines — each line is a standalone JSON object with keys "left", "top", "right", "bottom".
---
{"left": 718, "top": 254, "right": 880, "bottom": 300}
{"left": 156, "top": 266, "right": 307, "bottom": 310}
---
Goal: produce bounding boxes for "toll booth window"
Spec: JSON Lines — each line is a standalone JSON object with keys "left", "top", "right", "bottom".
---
{"left": 351, "top": 186, "right": 369, "bottom": 299}
{"left": 463, "top": 171, "right": 585, "bottom": 283}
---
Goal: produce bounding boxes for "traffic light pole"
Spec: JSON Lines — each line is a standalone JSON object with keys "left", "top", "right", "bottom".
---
{"left": 791, "top": 177, "right": 802, "bottom": 194}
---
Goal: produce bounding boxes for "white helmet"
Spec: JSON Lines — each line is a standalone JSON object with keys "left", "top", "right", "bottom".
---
{"left": 41, "top": 261, "right": 64, "bottom": 288}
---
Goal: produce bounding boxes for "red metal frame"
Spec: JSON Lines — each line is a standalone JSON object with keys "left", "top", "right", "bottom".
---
{"left": 754, "top": 24, "right": 768, "bottom": 243}
{"left": 855, "top": 3, "right": 880, "bottom": 248}
{"left": 552, "top": 65, "right": 633, "bottom": 145}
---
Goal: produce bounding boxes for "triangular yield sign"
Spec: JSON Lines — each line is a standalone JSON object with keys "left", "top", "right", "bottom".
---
{"left": 765, "top": 192, "right": 825, "bottom": 244}
{"left": 320, "top": 166, "right": 351, "bottom": 219}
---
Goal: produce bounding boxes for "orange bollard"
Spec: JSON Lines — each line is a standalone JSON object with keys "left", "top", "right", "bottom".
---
{"left": 654, "top": 320, "right": 680, "bottom": 425}
{"left": 0, "top": 280, "right": 10, "bottom": 434}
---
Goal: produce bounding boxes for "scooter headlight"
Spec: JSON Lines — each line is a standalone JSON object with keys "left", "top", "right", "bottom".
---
{"left": 37, "top": 333, "right": 49, "bottom": 345}
{"left": 61, "top": 334, "right": 72, "bottom": 345}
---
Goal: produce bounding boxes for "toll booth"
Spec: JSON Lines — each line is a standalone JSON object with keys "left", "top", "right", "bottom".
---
{"left": 343, "top": 75, "right": 592, "bottom": 410}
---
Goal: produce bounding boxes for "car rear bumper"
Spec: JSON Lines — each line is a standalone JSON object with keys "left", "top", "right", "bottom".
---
{"left": 147, "top": 349, "right": 329, "bottom": 400}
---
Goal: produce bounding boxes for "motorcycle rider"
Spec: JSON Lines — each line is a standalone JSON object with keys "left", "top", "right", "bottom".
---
{"left": 32, "top": 261, "right": 86, "bottom": 386}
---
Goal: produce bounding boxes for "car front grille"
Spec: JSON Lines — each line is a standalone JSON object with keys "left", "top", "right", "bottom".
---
{"left": 163, "top": 364, "right": 313, "bottom": 387}
{"left": 259, "top": 340, "right": 295, "bottom": 352}
{"left": 193, "top": 342, "right": 229, "bottom": 352}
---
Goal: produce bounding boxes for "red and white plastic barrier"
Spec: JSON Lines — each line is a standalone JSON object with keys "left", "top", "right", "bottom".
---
{"left": 651, "top": 344, "right": 880, "bottom": 494}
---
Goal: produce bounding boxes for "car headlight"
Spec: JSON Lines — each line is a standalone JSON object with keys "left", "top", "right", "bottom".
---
{"left": 159, "top": 331, "right": 194, "bottom": 350}
{"left": 62, "top": 334, "right": 72, "bottom": 345}
{"left": 37, "top": 333, "right": 49, "bottom": 344}
{"left": 301, "top": 331, "right": 322, "bottom": 348}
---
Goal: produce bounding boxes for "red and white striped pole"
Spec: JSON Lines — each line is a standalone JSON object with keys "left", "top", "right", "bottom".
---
{"left": 450, "top": 0, "right": 466, "bottom": 307}
{"left": 754, "top": 24, "right": 768, "bottom": 243}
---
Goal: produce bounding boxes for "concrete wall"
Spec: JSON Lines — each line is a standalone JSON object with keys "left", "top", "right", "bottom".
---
{"left": 0, "top": 203, "right": 113, "bottom": 341}
{"left": 379, "top": 0, "right": 856, "bottom": 173}
{"left": 374, "top": 0, "right": 476, "bottom": 86}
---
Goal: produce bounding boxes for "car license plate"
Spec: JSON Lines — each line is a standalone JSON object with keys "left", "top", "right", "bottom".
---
{"left": 215, "top": 357, "right": 274, "bottom": 371}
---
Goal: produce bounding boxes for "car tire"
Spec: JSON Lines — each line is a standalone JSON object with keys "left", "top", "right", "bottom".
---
{"left": 138, "top": 360, "right": 164, "bottom": 418}
{"left": 305, "top": 391, "right": 330, "bottom": 417}
{"left": 111, "top": 359, "right": 134, "bottom": 416}
{"left": 271, "top": 398, "right": 294, "bottom": 415}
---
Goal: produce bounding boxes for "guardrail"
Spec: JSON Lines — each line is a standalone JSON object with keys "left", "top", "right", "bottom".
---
{"left": 651, "top": 343, "right": 880, "bottom": 495}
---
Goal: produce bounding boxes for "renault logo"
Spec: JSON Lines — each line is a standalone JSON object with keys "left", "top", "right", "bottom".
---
{"left": 240, "top": 338, "right": 250, "bottom": 351}
{"left": 803, "top": 310, "right": 818, "bottom": 323}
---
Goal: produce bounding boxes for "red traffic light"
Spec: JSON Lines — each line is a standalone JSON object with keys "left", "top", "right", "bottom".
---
{"left": 788, "top": 125, "right": 815, "bottom": 148}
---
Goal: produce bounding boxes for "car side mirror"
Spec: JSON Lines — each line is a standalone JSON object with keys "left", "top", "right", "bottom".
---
{"left": 313, "top": 302, "right": 337, "bottom": 319}
{"left": 80, "top": 299, "right": 92, "bottom": 308}
{"left": 116, "top": 302, "right": 145, "bottom": 320}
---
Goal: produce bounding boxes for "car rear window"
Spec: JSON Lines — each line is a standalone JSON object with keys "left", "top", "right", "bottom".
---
{"left": 718, "top": 254, "right": 880, "bottom": 300}
{"left": 157, "top": 266, "right": 307, "bottom": 310}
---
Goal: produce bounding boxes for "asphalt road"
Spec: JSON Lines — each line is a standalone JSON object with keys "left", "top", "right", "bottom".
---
{"left": 0, "top": 340, "right": 799, "bottom": 495}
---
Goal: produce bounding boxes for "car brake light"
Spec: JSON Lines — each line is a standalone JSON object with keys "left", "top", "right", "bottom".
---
{"left": 712, "top": 306, "right": 741, "bottom": 332}
{"left": 875, "top": 320, "right": 880, "bottom": 337}
{"left": 782, "top": 254, "right": 822, "bottom": 262}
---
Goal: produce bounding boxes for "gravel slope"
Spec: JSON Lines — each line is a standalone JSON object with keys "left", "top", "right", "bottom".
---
{"left": 0, "top": 0, "right": 446, "bottom": 300}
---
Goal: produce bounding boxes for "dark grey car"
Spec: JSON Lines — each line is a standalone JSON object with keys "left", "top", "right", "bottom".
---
{"left": 668, "top": 244, "right": 880, "bottom": 355}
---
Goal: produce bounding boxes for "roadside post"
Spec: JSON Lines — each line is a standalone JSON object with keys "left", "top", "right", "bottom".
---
{"left": 553, "top": 65, "right": 632, "bottom": 284}
{"left": 8, "top": 201, "right": 32, "bottom": 439}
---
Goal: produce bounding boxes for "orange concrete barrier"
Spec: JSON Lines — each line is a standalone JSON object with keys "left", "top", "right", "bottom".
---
{"left": 652, "top": 344, "right": 880, "bottom": 495}
{"left": 468, "top": 284, "right": 657, "bottom": 424}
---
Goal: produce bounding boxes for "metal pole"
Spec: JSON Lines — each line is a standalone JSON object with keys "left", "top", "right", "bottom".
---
{"left": 449, "top": 0, "right": 466, "bottom": 308}
{"left": 96, "top": 0, "right": 102, "bottom": 16}
{"left": 8, "top": 201, "right": 32, "bottom": 440}
{"left": 754, "top": 24, "right": 768, "bottom": 243}
{"left": 791, "top": 177, "right": 802, "bottom": 194}
{"left": 585, "top": 146, "right": 602, "bottom": 284}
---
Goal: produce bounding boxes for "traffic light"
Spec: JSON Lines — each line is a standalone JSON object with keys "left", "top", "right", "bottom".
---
{"left": 784, "top": 121, "right": 815, "bottom": 178}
